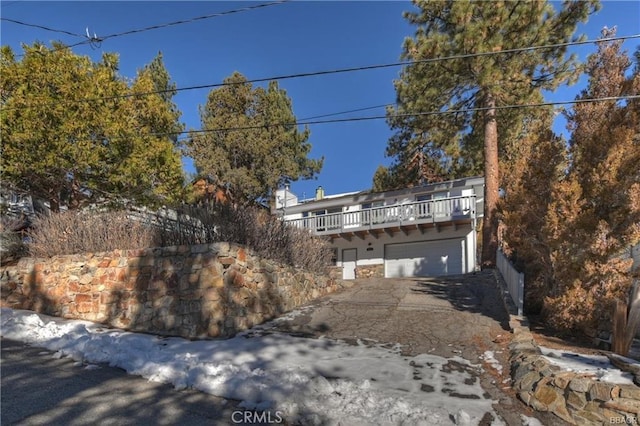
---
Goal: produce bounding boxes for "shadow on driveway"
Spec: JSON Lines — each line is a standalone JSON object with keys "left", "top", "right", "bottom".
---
{"left": 410, "top": 271, "right": 511, "bottom": 331}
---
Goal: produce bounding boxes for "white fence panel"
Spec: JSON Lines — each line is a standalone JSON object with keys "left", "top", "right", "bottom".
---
{"left": 496, "top": 248, "right": 524, "bottom": 316}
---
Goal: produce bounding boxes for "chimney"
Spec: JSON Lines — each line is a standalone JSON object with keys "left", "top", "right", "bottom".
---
{"left": 315, "top": 186, "right": 324, "bottom": 200}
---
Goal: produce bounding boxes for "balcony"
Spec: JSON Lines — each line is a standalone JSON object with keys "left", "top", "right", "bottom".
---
{"left": 286, "top": 195, "right": 476, "bottom": 237}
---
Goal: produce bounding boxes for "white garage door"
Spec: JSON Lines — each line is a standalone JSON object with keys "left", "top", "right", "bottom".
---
{"left": 385, "top": 239, "right": 464, "bottom": 278}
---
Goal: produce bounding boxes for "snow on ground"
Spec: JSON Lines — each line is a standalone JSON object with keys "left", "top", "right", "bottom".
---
{"left": 520, "top": 414, "right": 544, "bottom": 426}
{"left": 479, "top": 351, "right": 503, "bottom": 375}
{"left": 540, "top": 345, "right": 636, "bottom": 385}
{"left": 1, "top": 308, "right": 504, "bottom": 426}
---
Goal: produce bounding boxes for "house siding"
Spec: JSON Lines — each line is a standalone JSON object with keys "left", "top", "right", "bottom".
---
{"left": 278, "top": 176, "right": 484, "bottom": 279}
{"left": 330, "top": 224, "right": 476, "bottom": 274}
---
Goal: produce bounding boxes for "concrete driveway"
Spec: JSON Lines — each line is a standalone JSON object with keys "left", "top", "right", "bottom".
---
{"left": 263, "top": 271, "right": 510, "bottom": 358}
{"left": 256, "top": 270, "right": 553, "bottom": 425}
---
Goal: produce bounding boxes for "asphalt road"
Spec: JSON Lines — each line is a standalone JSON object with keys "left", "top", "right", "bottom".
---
{"left": 1, "top": 338, "right": 247, "bottom": 426}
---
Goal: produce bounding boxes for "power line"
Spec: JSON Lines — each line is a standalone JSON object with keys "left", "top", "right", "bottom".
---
{"left": 7, "top": 0, "right": 289, "bottom": 59}
{"left": 3, "top": 33, "right": 639, "bottom": 112}
{"left": 98, "top": 0, "right": 289, "bottom": 42}
{"left": 3, "top": 95, "right": 635, "bottom": 148}
{"left": 0, "top": 17, "right": 86, "bottom": 38}
{"left": 1, "top": 1, "right": 23, "bottom": 7}
{"left": 177, "top": 95, "right": 639, "bottom": 140}
{"left": 298, "top": 103, "right": 393, "bottom": 121}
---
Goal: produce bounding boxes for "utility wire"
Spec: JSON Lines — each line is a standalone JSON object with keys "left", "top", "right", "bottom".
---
{"left": 3, "top": 33, "right": 638, "bottom": 112}
{"left": 7, "top": 0, "right": 289, "bottom": 59}
{"left": 98, "top": 0, "right": 289, "bottom": 42}
{"left": 0, "top": 17, "right": 86, "bottom": 38}
{"left": 298, "top": 103, "right": 394, "bottom": 121}
{"left": 9, "top": 95, "right": 630, "bottom": 146}
{"left": 177, "top": 95, "right": 639, "bottom": 139}
{"left": 1, "top": 1, "right": 23, "bottom": 8}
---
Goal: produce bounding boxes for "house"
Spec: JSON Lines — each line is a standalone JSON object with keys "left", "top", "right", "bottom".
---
{"left": 273, "top": 176, "right": 485, "bottom": 280}
{"left": 0, "top": 190, "right": 35, "bottom": 219}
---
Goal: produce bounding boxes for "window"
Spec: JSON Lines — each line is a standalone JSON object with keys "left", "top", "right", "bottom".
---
{"left": 415, "top": 194, "right": 433, "bottom": 218}
{"left": 361, "top": 200, "right": 384, "bottom": 209}
{"left": 432, "top": 192, "right": 448, "bottom": 199}
{"left": 360, "top": 201, "right": 385, "bottom": 224}
{"left": 432, "top": 192, "right": 449, "bottom": 217}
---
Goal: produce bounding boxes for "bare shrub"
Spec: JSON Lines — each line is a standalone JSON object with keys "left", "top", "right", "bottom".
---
{"left": 28, "top": 210, "right": 159, "bottom": 258}
{"left": 26, "top": 205, "right": 333, "bottom": 273}
{"left": 286, "top": 226, "right": 334, "bottom": 273}
{"left": 0, "top": 215, "right": 28, "bottom": 264}
{"left": 171, "top": 203, "right": 333, "bottom": 273}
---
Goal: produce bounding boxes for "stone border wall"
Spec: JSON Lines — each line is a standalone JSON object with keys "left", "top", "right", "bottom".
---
{"left": 0, "top": 243, "right": 342, "bottom": 339}
{"left": 494, "top": 271, "right": 640, "bottom": 425}
{"left": 510, "top": 326, "right": 640, "bottom": 425}
{"left": 356, "top": 264, "right": 384, "bottom": 279}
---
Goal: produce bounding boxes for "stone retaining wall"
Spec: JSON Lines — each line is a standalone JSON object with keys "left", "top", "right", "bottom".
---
{"left": 356, "top": 264, "right": 384, "bottom": 279}
{"left": 509, "top": 325, "right": 640, "bottom": 425}
{"left": 495, "top": 272, "right": 640, "bottom": 425}
{"left": 0, "top": 243, "right": 342, "bottom": 338}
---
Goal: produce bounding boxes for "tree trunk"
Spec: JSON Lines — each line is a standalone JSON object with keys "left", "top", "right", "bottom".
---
{"left": 481, "top": 94, "right": 499, "bottom": 269}
{"left": 613, "top": 299, "right": 629, "bottom": 356}
{"left": 49, "top": 197, "right": 60, "bottom": 213}
{"left": 624, "top": 279, "right": 640, "bottom": 354}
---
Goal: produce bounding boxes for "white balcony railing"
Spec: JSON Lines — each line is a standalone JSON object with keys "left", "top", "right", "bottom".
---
{"left": 496, "top": 248, "right": 524, "bottom": 316}
{"left": 286, "top": 195, "right": 476, "bottom": 235}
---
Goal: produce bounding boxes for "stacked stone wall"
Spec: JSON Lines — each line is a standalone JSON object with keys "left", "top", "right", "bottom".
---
{"left": 495, "top": 271, "right": 640, "bottom": 425}
{"left": 0, "top": 243, "right": 341, "bottom": 338}
{"left": 355, "top": 264, "right": 384, "bottom": 279}
{"left": 510, "top": 327, "right": 640, "bottom": 425}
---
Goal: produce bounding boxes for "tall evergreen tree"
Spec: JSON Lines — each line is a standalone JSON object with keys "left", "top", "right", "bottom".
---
{"left": 500, "top": 110, "right": 566, "bottom": 313}
{"left": 140, "top": 52, "right": 184, "bottom": 145}
{"left": 186, "top": 72, "right": 323, "bottom": 203}
{"left": 372, "top": 165, "right": 397, "bottom": 192}
{"left": 114, "top": 61, "right": 186, "bottom": 205}
{"left": 543, "top": 31, "right": 640, "bottom": 331}
{"left": 386, "top": 0, "right": 598, "bottom": 267}
{"left": 0, "top": 43, "right": 185, "bottom": 210}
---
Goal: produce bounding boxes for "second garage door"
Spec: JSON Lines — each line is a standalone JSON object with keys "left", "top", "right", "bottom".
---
{"left": 384, "top": 239, "right": 464, "bottom": 278}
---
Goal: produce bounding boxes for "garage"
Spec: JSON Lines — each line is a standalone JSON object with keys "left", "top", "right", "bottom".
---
{"left": 384, "top": 239, "right": 464, "bottom": 278}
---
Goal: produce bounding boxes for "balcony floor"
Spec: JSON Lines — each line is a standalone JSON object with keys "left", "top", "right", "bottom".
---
{"left": 318, "top": 215, "right": 474, "bottom": 240}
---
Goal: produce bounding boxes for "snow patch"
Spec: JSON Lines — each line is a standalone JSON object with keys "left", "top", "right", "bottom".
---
{"left": 480, "top": 351, "right": 503, "bottom": 375}
{"left": 2, "top": 308, "right": 504, "bottom": 425}
{"left": 521, "top": 414, "right": 544, "bottom": 426}
{"left": 540, "top": 345, "right": 635, "bottom": 385}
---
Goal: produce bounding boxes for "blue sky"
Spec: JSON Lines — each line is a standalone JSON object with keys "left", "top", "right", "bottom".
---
{"left": 1, "top": 1, "right": 639, "bottom": 200}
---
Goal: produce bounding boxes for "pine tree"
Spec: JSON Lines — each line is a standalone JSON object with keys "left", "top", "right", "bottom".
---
{"left": 139, "top": 52, "right": 184, "bottom": 145}
{"left": 0, "top": 43, "right": 185, "bottom": 210}
{"left": 186, "top": 72, "right": 323, "bottom": 203}
{"left": 386, "top": 0, "right": 598, "bottom": 267}
{"left": 372, "top": 165, "right": 394, "bottom": 192}
{"left": 500, "top": 110, "right": 566, "bottom": 313}
{"left": 543, "top": 30, "right": 640, "bottom": 331}
{"left": 112, "top": 63, "right": 186, "bottom": 205}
